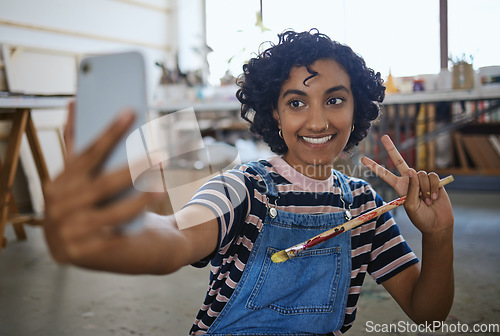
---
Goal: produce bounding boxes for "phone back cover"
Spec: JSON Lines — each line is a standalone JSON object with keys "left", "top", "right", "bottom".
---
{"left": 75, "top": 51, "right": 147, "bottom": 170}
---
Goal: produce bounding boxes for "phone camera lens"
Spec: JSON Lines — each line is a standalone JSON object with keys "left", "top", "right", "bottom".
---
{"left": 81, "top": 62, "right": 91, "bottom": 74}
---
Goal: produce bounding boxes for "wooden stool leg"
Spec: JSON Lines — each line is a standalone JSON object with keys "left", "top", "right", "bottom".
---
{"left": 0, "top": 148, "right": 28, "bottom": 242}
{"left": 25, "top": 114, "right": 50, "bottom": 185}
{"left": 12, "top": 223, "right": 27, "bottom": 240}
{"left": 0, "top": 110, "right": 29, "bottom": 253}
{"left": 9, "top": 195, "right": 27, "bottom": 241}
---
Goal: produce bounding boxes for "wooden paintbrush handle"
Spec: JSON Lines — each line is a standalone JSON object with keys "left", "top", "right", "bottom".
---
{"left": 283, "top": 175, "right": 454, "bottom": 258}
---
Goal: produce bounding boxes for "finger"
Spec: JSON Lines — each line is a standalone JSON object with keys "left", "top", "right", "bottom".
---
{"left": 47, "top": 164, "right": 134, "bottom": 221}
{"left": 361, "top": 156, "right": 399, "bottom": 188}
{"left": 381, "top": 135, "right": 410, "bottom": 175}
{"left": 417, "top": 170, "right": 432, "bottom": 205}
{"left": 64, "top": 101, "right": 75, "bottom": 161}
{"left": 404, "top": 169, "right": 420, "bottom": 212}
{"left": 70, "top": 110, "right": 136, "bottom": 175}
{"left": 429, "top": 172, "right": 440, "bottom": 200}
{"left": 63, "top": 191, "right": 152, "bottom": 246}
{"left": 99, "top": 190, "right": 152, "bottom": 229}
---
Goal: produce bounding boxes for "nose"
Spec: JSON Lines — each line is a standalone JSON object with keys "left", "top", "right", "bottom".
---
{"left": 305, "top": 106, "right": 329, "bottom": 132}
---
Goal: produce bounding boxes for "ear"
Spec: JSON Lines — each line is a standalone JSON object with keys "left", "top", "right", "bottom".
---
{"left": 272, "top": 108, "right": 280, "bottom": 126}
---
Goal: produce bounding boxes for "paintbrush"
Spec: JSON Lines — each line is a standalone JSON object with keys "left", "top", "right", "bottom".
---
{"left": 271, "top": 175, "right": 454, "bottom": 263}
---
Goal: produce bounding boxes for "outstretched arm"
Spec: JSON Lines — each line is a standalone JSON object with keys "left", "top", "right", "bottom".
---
{"left": 361, "top": 135, "right": 454, "bottom": 324}
{"left": 43, "top": 103, "right": 218, "bottom": 274}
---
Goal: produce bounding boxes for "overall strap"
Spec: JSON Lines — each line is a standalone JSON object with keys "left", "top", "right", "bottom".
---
{"left": 244, "top": 161, "right": 278, "bottom": 198}
{"left": 333, "top": 169, "right": 353, "bottom": 204}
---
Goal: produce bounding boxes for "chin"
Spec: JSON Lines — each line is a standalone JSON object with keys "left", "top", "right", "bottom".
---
{"left": 304, "top": 156, "right": 335, "bottom": 167}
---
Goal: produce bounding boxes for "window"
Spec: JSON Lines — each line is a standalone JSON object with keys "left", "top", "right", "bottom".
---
{"left": 205, "top": 0, "right": 499, "bottom": 85}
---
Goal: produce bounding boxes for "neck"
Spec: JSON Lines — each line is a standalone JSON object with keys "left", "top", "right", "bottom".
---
{"left": 282, "top": 156, "right": 333, "bottom": 180}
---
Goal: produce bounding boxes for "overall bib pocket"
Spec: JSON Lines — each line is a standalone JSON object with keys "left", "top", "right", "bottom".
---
{"left": 246, "top": 246, "right": 343, "bottom": 314}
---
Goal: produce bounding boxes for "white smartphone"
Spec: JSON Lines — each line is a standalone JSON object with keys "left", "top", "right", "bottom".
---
{"left": 75, "top": 51, "right": 148, "bottom": 233}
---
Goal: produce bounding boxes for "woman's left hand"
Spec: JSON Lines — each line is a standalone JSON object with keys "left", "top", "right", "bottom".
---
{"left": 361, "top": 134, "right": 454, "bottom": 235}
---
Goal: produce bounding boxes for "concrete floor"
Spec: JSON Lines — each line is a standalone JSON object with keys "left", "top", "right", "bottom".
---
{"left": 0, "top": 190, "right": 499, "bottom": 336}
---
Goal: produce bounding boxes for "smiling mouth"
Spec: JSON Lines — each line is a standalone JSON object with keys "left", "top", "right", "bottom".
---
{"left": 300, "top": 134, "right": 334, "bottom": 144}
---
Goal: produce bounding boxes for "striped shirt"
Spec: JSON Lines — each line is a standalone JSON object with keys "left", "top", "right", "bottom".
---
{"left": 187, "top": 156, "right": 418, "bottom": 335}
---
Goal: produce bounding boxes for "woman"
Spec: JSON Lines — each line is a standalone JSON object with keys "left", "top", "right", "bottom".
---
{"left": 43, "top": 30, "right": 454, "bottom": 335}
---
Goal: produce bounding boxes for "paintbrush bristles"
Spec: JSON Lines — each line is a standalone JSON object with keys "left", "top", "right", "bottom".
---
{"left": 271, "top": 250, "right": 289, "bottom": 263}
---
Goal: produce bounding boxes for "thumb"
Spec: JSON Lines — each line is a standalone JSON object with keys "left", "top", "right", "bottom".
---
{"left": 404, "top": 169, "right": 420, "bottom": 212}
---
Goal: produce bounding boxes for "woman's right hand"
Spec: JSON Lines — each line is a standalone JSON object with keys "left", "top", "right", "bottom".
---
{"left": 42, "top": 102, "right": 156, "bottom": 266}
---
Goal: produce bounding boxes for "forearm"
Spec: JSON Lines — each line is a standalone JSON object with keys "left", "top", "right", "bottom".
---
{"left": 67, "top": 213, "right": 190, "bottom": 275}
{"left": 68, "top": 208, "right": 219, "bottom": 275}
{"left": 409, "top": 229, "right": 454, "bottom": 324}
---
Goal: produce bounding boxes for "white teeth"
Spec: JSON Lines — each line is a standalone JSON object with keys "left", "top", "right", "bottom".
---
{"left": 301, "top": 135, "right": 333, "bottom": 144}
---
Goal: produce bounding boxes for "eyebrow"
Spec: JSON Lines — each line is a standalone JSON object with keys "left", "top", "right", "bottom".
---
{"left": 282, "top": 85, "right": 350, "bottom": 98}
{"left": 282, "top": 89, "right": 307, "bottom": 98}
{"left": 325, "top": 85, "right": 350, "bottom": 94}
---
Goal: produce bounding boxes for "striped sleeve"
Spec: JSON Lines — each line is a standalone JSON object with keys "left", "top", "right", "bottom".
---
{"left": 367, "top": 192, "right": 419, "bottom": 284}
{"left": 184, "top": 168, "right": 254, "bottom": 267}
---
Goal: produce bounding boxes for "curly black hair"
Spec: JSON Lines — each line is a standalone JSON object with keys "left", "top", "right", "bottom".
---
{"left": 236, "top": 29, "right": 385, "bottom": 154}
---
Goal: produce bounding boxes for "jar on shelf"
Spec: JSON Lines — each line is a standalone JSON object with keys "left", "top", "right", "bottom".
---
{"left": 452, "top": 61, "right": 474, "bottom": 90}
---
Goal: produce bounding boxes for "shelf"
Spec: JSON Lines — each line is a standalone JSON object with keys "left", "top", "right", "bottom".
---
{"left": 0, "top": 95, "right": 72, "bottom": 109}
{"left": 384, "top": 86, "right": 500, "bottom": 104}
{"left": 153, "top": 100, "right": 240, "bottom": 113}
{"left": 151, "top": 88, "right": 500, "bottom": 185}
{"left": 153, "top": 87, "right": 500, "bottom": 112}
{"left": 459, "top": 122, "right": 500, "bottom": 134}
{"left": 433, "top": 171, "right": 500, "bottom": 192}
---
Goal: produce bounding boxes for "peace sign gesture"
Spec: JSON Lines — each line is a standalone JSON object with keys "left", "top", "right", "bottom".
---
{"left": 361, "top": 135, "right": 454, "bottom": 235}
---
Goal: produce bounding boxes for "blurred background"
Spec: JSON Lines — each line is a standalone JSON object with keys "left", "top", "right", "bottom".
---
{"left": 0, "top": 0, "right": 499, "bottom": 335}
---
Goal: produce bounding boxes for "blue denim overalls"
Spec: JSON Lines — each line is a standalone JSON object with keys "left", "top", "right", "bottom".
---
{"left": 206, "top": 161, "right": 353, "bottom": 336}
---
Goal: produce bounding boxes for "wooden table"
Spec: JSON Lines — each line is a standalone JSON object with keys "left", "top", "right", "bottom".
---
{"left": 0, "top": 95, "right": 71, "bottom": 254}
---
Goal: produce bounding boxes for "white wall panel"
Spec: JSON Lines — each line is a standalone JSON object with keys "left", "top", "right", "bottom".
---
{"left": 0, "top": 0, "right": 171, "bottom": 50}
{"left": 0, "top": 0, "right": 175, "bottom": 90}
{"left": 0, "top": 0, "right": 177, "bottom": 214}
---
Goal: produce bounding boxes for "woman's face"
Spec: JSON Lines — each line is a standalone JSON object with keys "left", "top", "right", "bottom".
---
{"left": 273, "top": 58, "right": 354, "bottom": 180}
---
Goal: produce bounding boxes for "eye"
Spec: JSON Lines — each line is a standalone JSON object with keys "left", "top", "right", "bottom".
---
{"left": 288, "top": 99, "right": 305, "bottom": 108}
{"left": 327, "top": 97, "right": 344, "bottom": 105}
